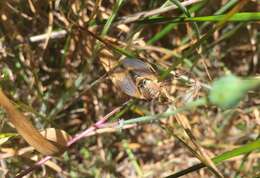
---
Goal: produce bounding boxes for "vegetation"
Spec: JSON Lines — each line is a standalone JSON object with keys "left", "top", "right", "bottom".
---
{"left": 0, "top": 0, "right": 259, "bottom": 177}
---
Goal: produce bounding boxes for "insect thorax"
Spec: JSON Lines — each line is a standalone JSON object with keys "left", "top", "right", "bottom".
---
{"left": 137, "top": 78, "right": 161, "bottom": 100}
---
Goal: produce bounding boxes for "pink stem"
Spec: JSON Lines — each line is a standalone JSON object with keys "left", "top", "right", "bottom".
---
{"left": 16, "top": 102, "right": 127, "bottom": 178}
{"left": 67, "top": 104, "right": 123, "bottom": 146}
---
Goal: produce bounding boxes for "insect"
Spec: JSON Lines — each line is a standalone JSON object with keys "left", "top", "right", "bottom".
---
{"left": 121, "top": 58, "right": 161, "bottom": 100}
{"left": 99, "top": 49, "right": 172, "bottom": 101}
{"left": 86, "top": 30, "right": 174, "bottom": 101}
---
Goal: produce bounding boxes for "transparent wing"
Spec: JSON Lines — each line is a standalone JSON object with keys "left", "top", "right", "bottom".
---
{"left": 112, "top": 71, "right": 144, "bottom": 99}
{"left": 100, "top": 50, "right": 145, "bottom": 99}
{"left": 121, "top": 58, "right": 156, "bottom": 79}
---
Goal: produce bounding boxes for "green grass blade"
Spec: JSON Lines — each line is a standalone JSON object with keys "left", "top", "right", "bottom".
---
{"left": 213, "top": 139, "right": 260, "bottom": 163}
{"left": 167, "top": 139, "right": 260, "bottom": 177}
{"left": 138, "top": 12, "right": 260, "bottom": 24}
{"left": 147, "top": 1, "right": 205, "bottom": 44}
{"left": 101, "top": 0, "right": 124, "bottom": 36}
{"left": 187, "top": 12, "right": 260, "bottom": 22}
{"left": 214, "top": 0, "right": 238, "bottom": 15}
{"left": 169, "top": 0, "right": 200, "bottom": 41}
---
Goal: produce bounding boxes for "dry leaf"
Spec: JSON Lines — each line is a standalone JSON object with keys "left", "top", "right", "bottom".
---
{"left": 0, "top": 89, "right": 65, "bottom": 155}
{"left": 40, "top": 128, "right": 71, "bottom": 146}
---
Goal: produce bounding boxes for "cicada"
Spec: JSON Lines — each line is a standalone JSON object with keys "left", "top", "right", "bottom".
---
{"left": 121, "top": 57, "right": 161, "bottom": 100}
{"left": 99, "top": 49, "right": 172, "bottom": 101}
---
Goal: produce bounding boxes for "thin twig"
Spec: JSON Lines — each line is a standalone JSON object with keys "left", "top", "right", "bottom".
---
{"left": 67, "top": 100, "right": 130, "bottom": 146}
{"left": 15, "top": 102, "right": 129, "bottom": 178}
{"left": 29, "top": 30, "right": 67, "bottom": 43}
{"left": 114, "top": 0, "right": 203, "bottom": 25}
{"left": 170, "top": 71, "right": 212, "bottom": 90}
{"left": 28, "top": 0, "right": 203, "bottom": 43}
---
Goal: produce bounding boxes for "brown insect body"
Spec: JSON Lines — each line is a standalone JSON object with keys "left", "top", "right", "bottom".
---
{"left": 100, "top": 50, "right": 165, "bottom": 100}
{"left": 121, "top": 58, "right": 161, "bottom": 100}
{"left": 137, "top": 78, "right": 161, "bottom": 100}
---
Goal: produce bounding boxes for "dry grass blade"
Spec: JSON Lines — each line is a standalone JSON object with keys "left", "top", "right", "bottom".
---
{"left": 40, "top": 128, "right": 71, "bottom": 149}
{"left": 171, "top": 106, "right": 224, "bottom": 178}
{"left": 42, "top": 1, "right": 54, "bottom": 50}
{"left": 115, "top": 0, "right": 203, "bottom": 25}
{"left": 0, "top": 89, "right": 63, "bottom": 156}
{"left": 1, "top": 0, "right": 259, "bottom": 177}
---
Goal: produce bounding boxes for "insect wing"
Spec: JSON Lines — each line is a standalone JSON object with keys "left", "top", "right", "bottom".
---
{"left": 114, "top": 72, "right": 144, "bottom": 99}
{"left": 121, "top": 58, "right": 156, "bottom": 80}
